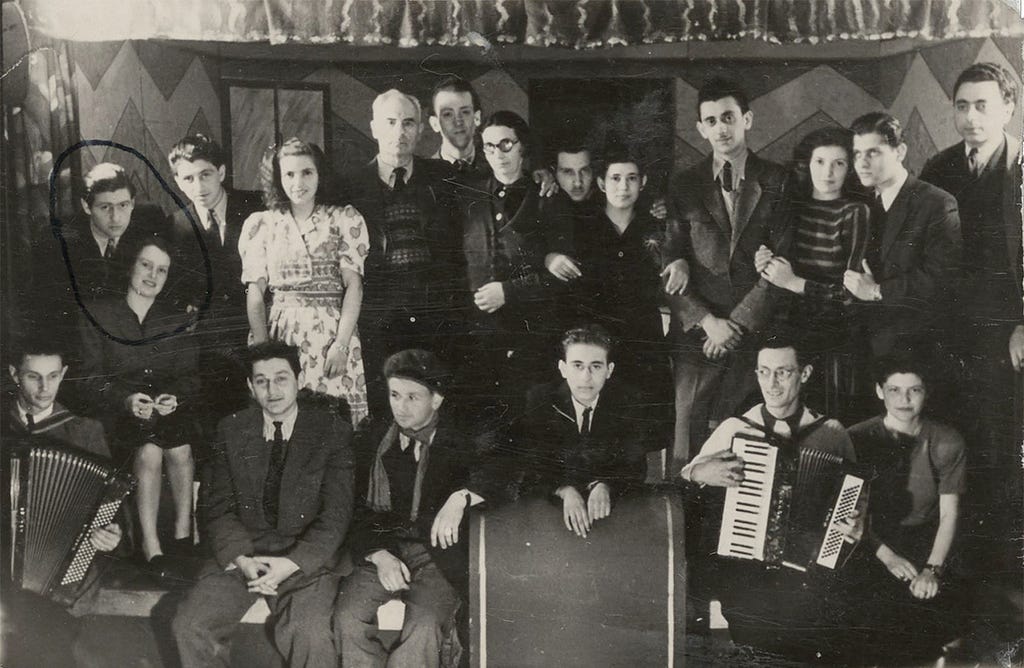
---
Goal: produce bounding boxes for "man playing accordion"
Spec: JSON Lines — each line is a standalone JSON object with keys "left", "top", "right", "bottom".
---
{"left": 679, "top": 334, "right": 865, "bottom": 662}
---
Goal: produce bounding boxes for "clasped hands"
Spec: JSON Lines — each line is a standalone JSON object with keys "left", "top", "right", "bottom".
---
{"left": 876, "top": 545, "right": 939, "bottom": 600}
{"left": 125, "top": 393, "right": 178, "bottom": 420}
{"left": 234, "top": 555, "right": 300, "bottom": 596}
{"left": 557, "top": 483, "right": 611, "bottom": 539}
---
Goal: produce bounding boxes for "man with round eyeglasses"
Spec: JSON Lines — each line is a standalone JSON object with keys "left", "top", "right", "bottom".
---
{"left": 678, "top": 334, "right": 865, "bottom": 662}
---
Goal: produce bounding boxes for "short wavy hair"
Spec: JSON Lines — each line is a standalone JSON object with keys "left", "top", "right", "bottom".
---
{"left": 259, "top": 137, "right": 328, "bottom": 212}
{"left": 82, "top": 162, "right": 135, "bottom": 205}
{"left": 788, "top": 126, "right": 861, "bottom": 201}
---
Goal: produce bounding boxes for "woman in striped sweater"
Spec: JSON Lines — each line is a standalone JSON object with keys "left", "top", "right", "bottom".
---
{"left": 754, "top": 127, "right": 872, "bottom": 408}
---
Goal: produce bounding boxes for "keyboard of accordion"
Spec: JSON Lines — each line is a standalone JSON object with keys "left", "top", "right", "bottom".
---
{"left": 717, "top": 437, "right": 866, "bottom": 571}
{"left": 11, "top": 446, "right": 133, "bottom": 603}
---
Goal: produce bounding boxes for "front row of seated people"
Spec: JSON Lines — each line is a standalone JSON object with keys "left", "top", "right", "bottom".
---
{"left": 5, "top": 323, "right": 963, "bottom": 665}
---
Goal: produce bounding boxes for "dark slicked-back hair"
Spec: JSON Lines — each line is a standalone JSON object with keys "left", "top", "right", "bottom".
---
{"left": 482, "top": 110, "right": 531, "bottom": 158}
{"left": 873, "top": 354, "right": 931, "bottom": 389}
{"left": 954, "top": 62, "right": 1018, "bottom": 104}
{"left": 430, "top": 76, "right": 482, "bottom": 114}
{"left": 82, "top": 162, "right": 136, "bottom": 205}
{"left": 550, "top": 138, "right": 592, "bottom": 169}
{"left": 9, "top": 335, "right": 66, "bottom": 369}
{"left": 168, "top": 134, "right": 226, "bottom": 170}
{"left": 850, "top": 112, "right": 903, "bottom": 147}
{"left": 260, "top": 137, "right": 329, "bottom": 212}
{"left": 789, "top": 126, "right": 859, "bottom": 200}
{"left": 245, "top": 341, "right": 302, "bottom": 379}
{"left": 560, "top": 324, "right": 615, "bottom": 362}
{"left": 697, "top": 77, "right": 750, "bottom": 117}
{"left": 758, "top": 333, "right": 811, "bottom": 369}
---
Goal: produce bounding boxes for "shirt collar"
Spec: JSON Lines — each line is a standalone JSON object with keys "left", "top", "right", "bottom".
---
{"left": 760, "top": 403, "right": 805, "bottom": 438}
{"left": 712, "top": 150, "right": 748, "bottom": 188}
{"left": 439, "top": 143, "right": 476, "bottom": 166}
{"left": 262, "top": 405, "right": 299, "bottom": 441}
{"left": 399, "top": 429, "right": 435, "bottom": 462}
{"left": 877, "top": 167, "right": 909, "bottom": 212}
{"left": 90, "top": 226, "right": 120, "bottom": 255}
{"left": 966, "top": 135, "right": 1006, "bottom": 173}
{"left": 377, "top": 156, "right": 414, "bottom": 187}
{"left": 571, "top": 394, "right": 599, "bottom": 419}
{"left": 194, "top": 189, "right": 228, "bottom": 234}
{"left": 17, "top": 401, "right": 54, "bottom": 427}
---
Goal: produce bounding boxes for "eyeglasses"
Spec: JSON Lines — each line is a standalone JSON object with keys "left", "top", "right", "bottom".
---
{"left": 755, "top": 367, "right": 799, "bottom": 382}
{"left": 482, "top": 138, "right": 520, "bottom": 155}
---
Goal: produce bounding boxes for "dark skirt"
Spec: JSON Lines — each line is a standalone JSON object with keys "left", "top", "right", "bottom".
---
{"left": 113, "top": 407, "right": 201, "bottom": 451}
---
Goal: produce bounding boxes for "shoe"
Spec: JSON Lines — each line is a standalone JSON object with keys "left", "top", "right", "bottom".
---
{"left": 165, "top": 536, "right": 195, "bottom": 557}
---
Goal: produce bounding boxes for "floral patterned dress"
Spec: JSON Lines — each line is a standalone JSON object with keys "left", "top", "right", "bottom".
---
{"left": 240, "top": 204, "right": 370, "bottom": 424}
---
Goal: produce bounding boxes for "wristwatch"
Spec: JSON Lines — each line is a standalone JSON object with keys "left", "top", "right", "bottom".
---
{"left": 923, "top": 563, "right": 946, "bottom": 579}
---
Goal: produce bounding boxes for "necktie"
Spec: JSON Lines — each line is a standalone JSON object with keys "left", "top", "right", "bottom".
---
{"left": 406, "top": 437, "right": 420, "bottom": 463}
{"left": 581, "top": 407, "right": 592, "bottom": 436}
{"left": 392, "top": 167, "right": 407, "bottom": 192}
{"left": 263, "top": 421, "right": 285, "bottom": 524}
{"left": 25, "top": 413, "right": 35, "bottom": 429}
{"left": 104, "top": 238, "right": 116, "bottom": 259}
{"left": 455, "top": 159, "right": 470, "bottom": 173}
{"left": 207, "top": 209, "right": 222, "bottom": 247}
{"left": 720, "top": 161, "right": 734, "bottom": 193}
{"left": 968, "top": 147, "right": 981, "bottom": 177}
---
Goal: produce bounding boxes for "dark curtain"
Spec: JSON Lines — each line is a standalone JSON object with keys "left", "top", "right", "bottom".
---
{"left": 19, "top": 0, "right": 1024, "bottom": 46}
{"left": 1, "top": 30, "right": 78, "bottom": 343}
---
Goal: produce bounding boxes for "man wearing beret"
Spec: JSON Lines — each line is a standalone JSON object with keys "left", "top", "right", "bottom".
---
{"left": 334, "top": 349, "right": 499, "bottom": 668}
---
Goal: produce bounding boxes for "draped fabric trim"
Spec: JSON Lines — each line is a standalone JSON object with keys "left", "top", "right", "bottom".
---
{"left": 20, "top": 0, "right": 1024, "bottom": 46}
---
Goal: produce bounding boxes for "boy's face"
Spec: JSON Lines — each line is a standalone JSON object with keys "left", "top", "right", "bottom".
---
{"left": 429, "top": 90, "right": 480, "bottom": 151}
{"left": 10, "top": 354, "right": 66, "bottom": 413}
{"left": 876, "top": 372, "right": 926, "bottom": 423}
{"left": 388, "top": 377, "right": 443, "bottom": 431}
{"left": 556, "top": 151, "right": 594, "bottom": 202}
{"left": 558, "top": 343, "right": 614, "bottom": 405}
{"left": 83, "top": 188, "right": 134, "bottom": 240}
{"left": 174, "top": 158, "right": 226, "bottom": 210}
{"left": 852, "top": 132, "right": 906, "bottom": 190}
{"left": 696, "top": 96, "right": 752, "bottom": 159}
{"left": 954, "top": 80, "right": 1014, "bottom": 149}
{"left": 248, "top": 358, "right": 299, "bottom": 418}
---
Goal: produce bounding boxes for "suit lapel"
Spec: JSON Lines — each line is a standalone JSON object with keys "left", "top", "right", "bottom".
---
{"left": 731, "top": 155, "right": 764, "bottom": 254}
{"left": 552, "top": 383, "right": 577, "bottom": 427}
{"left": 880, "top": 177, "right": 915, "bottom": 262}
{"left": 238, "top": 411, "right": 270, "bottom": 505}
{"left": 699, "top": 158, "right": 731, "bottom": 236}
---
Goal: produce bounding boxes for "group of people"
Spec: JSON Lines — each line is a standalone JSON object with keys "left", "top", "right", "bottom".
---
{"left": 3, "top": 60, "right": 1021, "bottom": 666}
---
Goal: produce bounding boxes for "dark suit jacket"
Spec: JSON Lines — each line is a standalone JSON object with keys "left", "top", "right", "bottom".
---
{"left": 165, "top": 189, "right": 263, "bottom": 319}
{"left": 453, "top": 174, "right": 564, "bottom": 331}
{"left": 346, "top": 412, "right": 499, "bottom": 589}
{"left": 518, "top": 380, "right": 648, "bottom": 498}
{"left": 920, "top": 132, "right": 1021, "bottom": 323}
{"left": 663, "top": 152, "right": 787, "bottom": 339}
{"left": 36, "top": 203, "right": 165, "bottom": 310}
{"left": 2, "top": 402, "right": 109, "bottom": 460}
{"left": 338, "top": 156, "right": 461, "bottom": 312}
{"left": 203, "top": 404, "right": 356, "bottom": 575}
{"left": 860, "top": 175, "right": 961, "bottom": 356}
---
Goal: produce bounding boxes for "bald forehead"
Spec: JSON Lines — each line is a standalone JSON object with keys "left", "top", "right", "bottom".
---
{"left": 373, "top": 93, "right": 421, "bottom": 123}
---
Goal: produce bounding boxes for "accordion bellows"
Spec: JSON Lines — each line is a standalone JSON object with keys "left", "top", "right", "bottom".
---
{"left": 9, "top": 445, "right": 133, "bottom": 604}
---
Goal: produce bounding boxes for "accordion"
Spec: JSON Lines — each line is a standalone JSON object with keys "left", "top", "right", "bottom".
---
{"left": 8, "top": 445, "right": 133, "bottom": 605}
{"left": 717, "top": 435, "right": 867, "bottom": 572}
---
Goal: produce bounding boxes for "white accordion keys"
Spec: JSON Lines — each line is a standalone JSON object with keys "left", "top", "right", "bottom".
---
{"left": 717, "top": 438, "right": 778, "bottom": 561}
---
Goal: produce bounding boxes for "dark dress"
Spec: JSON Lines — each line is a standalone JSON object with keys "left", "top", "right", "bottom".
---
{"left": 78, "top": 297, "right": 201, "bottom": 457}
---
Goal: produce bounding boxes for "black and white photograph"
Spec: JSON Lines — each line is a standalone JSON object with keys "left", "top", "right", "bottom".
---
{"left": 1, "top": 0, "right": 1023, "bottom": 666}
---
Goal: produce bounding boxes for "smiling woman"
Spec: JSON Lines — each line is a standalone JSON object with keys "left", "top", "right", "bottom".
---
{"left": 239, "top": 137, "right": 370, "bottom": 426}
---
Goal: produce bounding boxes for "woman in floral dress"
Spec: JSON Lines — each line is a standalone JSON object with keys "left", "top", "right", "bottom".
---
{"left": 240, "top": 137, "right": 370, "bottom": 424}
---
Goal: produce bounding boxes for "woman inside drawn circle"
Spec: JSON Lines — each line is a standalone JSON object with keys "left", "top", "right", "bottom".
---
{"left": 79, "top": 236, "right": 200, "bottom": 572}
{"left": 239, "top": 137, "right": 370, "bottom": 425}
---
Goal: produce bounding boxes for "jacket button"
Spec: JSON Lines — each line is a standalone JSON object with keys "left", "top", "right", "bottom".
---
{"left": 495, "top": 213, "right": 503, "bottom": 221}
{"left": 498, "top": 190, "right": 505, "bottom": 198}
{"left": 617, "top": 251, "right": 624, "bottom": 258}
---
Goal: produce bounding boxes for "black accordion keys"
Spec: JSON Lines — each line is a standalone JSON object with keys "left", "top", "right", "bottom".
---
{"left": 717, "top": 435, "right": 867, "bottom": 572}
{"left": 8, "top": 445, "right": 133, "bottom": 604}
